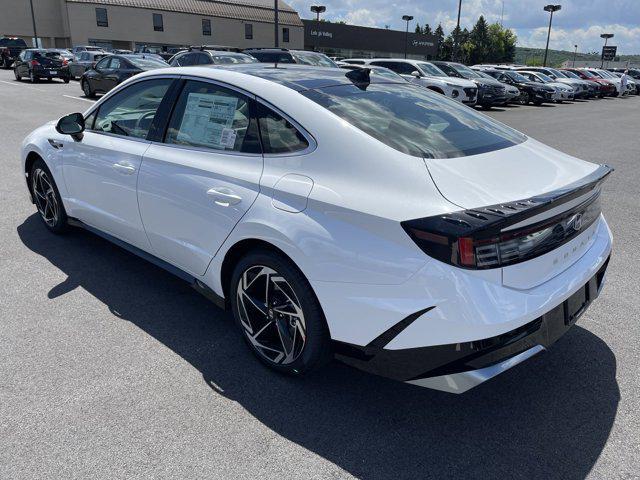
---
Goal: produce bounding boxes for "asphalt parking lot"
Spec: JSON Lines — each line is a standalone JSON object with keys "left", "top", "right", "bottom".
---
{"left": 1, "top": 69, "right": 638, "bottom": 480}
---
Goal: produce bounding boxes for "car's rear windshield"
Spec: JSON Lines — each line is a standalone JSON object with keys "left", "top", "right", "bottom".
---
{"left": 127, "top": 56, "right": 168, "bottom": 68}
{"left": 0, "top": 38, "right": 27, "bottom": 47}
{"left": 302, "top": 83, "right": 526, "bottom": 158}
{"left": 291, "top": 51, "right": 338, "bottom": 67}
{"left": 33, "top": 50, "right": 62, "bottom": 59}
{"left": 211, "top": 53, "right": 257, "bottom": 64}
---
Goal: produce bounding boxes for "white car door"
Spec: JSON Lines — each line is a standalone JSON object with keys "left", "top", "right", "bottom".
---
{"left": 62, "top": 77, "right": 174, "bottom": 250}
{"left": 137, "top": 79, "right": 265, "bottom": 276}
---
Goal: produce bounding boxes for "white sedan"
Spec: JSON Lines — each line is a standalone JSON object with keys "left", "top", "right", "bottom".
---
{"left": 21, "top": 64, "right": 612, "bottom": 393}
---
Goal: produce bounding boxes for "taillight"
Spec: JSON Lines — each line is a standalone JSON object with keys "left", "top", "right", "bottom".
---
{"left": 62, "top": 59, "right": 68, "bottom": 65}
{"left": 401, "top": 165, "right": 613, "bottom": 269}
{"left": 30, "top": 60, "right": 39, "bottom": 66}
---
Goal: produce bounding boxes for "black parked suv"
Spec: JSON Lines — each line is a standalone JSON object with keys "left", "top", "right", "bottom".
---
{"left": 432, "top": 60, "right": 508, "bottom": 109}
{"left": 13, "top": 49, "right": 71, "bottom": 83}
{"left": 169, "top": 46, "right": 257, "bottom": 66}
{"left": 481, "top": 69, "right": 555, "bottom": 105}
{"left": 243, "top": 48, "right": 338, "bottom": 67}
{"left": 0, "top": 37, "right": 28, "bottom": 68}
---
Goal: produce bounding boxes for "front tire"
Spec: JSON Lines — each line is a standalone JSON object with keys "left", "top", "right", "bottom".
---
{"left": 230, "top": 250, "right": 332, "bottom": 375}
{"left": 14, "top": 68, "right": 21, "bottom": 81}
{"left": 30, "top": 159, "right": 68, "bottom": 233}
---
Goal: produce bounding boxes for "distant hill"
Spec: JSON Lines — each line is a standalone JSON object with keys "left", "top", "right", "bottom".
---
{"left": 514, "top": 46, "right": 640, "bottom": 67}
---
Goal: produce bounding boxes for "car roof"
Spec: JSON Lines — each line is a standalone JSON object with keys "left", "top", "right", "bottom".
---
{"left": 209, "top": 63, "right": 400, "bottom": 90}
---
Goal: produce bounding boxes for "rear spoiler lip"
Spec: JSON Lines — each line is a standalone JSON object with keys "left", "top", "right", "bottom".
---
{"left": 403, "top": 163, "right": 613, "bottom": 240}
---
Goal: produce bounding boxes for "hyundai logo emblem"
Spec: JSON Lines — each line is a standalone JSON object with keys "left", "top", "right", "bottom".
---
{"left": 571, "top": 213, "right": 583, "bottom": 231}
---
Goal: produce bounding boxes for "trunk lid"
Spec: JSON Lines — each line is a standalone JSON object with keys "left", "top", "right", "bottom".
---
{"left": 424, "top": 138, "right": 599, "bottom": 209}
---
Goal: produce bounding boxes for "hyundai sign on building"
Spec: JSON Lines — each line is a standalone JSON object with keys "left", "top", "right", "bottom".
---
{"left": 302, "top": 20, "right": 437, "bottom": 60}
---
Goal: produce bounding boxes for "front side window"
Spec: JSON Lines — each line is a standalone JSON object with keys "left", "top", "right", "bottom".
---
{"left": 302, "top": 83, "right": 526, "bottom": 159}
{"left": 245, "top": 23, "right": 253, "bottom": 39}
{"left": 282, "top": 28, "right": 290, "bottom": 43}
{"left": 96, "top": 7, "right": 108, "bottom": 27}
{"left": 202, "top": 19, "right": 212, "bottom": 36}
{"left": 95, "top": 57, "right": 110, "bottom": 70}
{"left": 108, "top": 57, "right": 121, "bottom": 69}
{"left": 257, "top": 103, "right": 309, "bottom": 154}
{"left": 371, "top": 61, "right": 413, "bottom": 75}
{"left": 93, "top": 78, "right": 172, "bottom": 139}
{"left": 153, "top": 13, "right": 164, "bottom": 32}
{"left": 165, "top": 80, "right": 260, "bottom": 153}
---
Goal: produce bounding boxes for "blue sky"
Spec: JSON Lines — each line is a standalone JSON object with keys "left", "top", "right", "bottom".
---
{"left": 289, "top": 0, "right": 640, "bottom": 54}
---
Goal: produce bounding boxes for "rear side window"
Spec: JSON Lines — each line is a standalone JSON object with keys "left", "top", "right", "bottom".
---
{"left": 257, "top": 103, "right": 309, "bottom": 154}
{"left": 371, "top": 61, "right": 414, "bottom": 75}
{"left": 165, "top": 80, "right": 261, "bottom": 153}
{"left": 93, "top": 78, "right": 172, "bottom": 139}
{"left": 302, "top": 83, "right": 526, "bottom": 158}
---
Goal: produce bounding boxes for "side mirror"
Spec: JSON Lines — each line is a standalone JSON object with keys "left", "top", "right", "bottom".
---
{"left": 56, "top": 112, "right": 85, "bottom": 140}
{"left": 410, "top": 70, "right": 421, "bottom": 78}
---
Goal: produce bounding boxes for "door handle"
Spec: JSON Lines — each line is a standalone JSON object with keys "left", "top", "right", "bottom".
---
{"left": 207, "top": 187, "right": 242, "bottom": 207}
{"left": 112, "top": 162, "right": 136, "bottom": 175}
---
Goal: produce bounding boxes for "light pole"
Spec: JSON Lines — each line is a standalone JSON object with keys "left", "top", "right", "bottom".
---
{"left": 572, "top": 44, "right": 577, "bottom": 67}
{"left": 402, "top": 15, "right": 413, "bottom": 59}
{"left": 28, "top": 0, "right": 38, "bottom": 47}
{"left": 274, "top": 0, "right": 279, "bottom": 47}
{"left": 452, "top": 0, "right": 462, "bottom": 61}
{"left": 600, "top": 33, "right": 614, "bottom": 68}
{"left": 310, "top": 5, "right": 326, "bottom": 52}
{"left": 542, "top": 4, "right": 561, "bottom": 67}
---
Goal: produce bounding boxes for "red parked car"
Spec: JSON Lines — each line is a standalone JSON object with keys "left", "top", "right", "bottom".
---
{"left": 562, "top": 68, "right": 617, "bottom": 97}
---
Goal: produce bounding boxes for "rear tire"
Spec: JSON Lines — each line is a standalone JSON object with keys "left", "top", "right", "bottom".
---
{"left": 63, "top": 76, "right": 70, "bottom": 84}
{"left": 82, "top": 79, "right": 94, "bottom": 98}
{"left": 29, "top": 70, "right": 37, "bottom": 83}
{"left": 230, "top": 250, "right": 332, "bottom": 376}
{"left": 14, "top": 69, "right": 21, "bottom": 81}
{"left": 30, "top": 159, "right": 68, "bottom": 234}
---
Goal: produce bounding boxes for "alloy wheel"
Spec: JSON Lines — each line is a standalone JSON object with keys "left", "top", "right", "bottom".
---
{"left": 32, "top": 168, "right": 60, "bottom": 227}
{"left": 236, "top": 265, "right": 307, "bottom": 365}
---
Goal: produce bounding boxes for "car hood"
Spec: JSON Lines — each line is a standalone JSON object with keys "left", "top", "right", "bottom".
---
{"left": 423, "top": 137, "right": 599, "bottom": 208}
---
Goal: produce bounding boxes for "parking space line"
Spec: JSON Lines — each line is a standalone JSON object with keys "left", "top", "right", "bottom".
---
{"left": 0, "top": 80, "right": 47, "bottom": 92}
{"left": 62, "top": 94, "right": 95, "bottom": 104}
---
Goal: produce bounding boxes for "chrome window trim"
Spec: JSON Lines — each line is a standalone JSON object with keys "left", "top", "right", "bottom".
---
{"left": 254, "top": 97, "right": 317, "bottom": 157}
{"left": 82, "top": 73, "right": 317, "bottom": 158}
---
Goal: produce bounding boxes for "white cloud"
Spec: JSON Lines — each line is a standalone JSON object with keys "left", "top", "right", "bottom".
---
{"left": 286, "top": 0, "right": 640, "bottom": 54}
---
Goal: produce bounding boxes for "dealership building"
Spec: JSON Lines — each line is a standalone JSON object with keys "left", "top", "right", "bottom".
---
{"left": 0, "top": 0, "right": 304, "bottom": 51}
{"left": 302, "top": 20, "right": 437, "bottom": 60}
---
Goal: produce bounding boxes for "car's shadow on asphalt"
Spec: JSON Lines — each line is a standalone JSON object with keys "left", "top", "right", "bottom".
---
{"left": 18, "top": 214, "right": 620, "bottom": 480}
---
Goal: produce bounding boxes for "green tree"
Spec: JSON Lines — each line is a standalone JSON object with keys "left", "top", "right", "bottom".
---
{"left": 423, "top": 23, "right": 433, "bottom": 36}
{"left": 468, "top": 15, "right": 489, "bottom": 64}
{"left": 434, "top": 23, "right": 446, "bottom": 60}
{"left": 485, "top": 22, "right": 517, "bottom": 63}
{"left": 415, "top": 23, "right": 422, "bottom": 34}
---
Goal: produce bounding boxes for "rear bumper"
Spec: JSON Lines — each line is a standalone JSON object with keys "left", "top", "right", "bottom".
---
{"left": 317, "top": 212, "right": 612, "bottom": 392}
{"left": 334, "top": 256, "right": 609, "bottom": 393}
{"left": 32, "top": 66, "right": 70, "bottom": 78}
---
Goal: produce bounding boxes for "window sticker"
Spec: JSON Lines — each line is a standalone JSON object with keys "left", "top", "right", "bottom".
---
{"left": 177, "top": 92, "right": 239, "bottom": 149}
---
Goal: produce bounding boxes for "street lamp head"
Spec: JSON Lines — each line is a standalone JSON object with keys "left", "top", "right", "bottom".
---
{"left": 402, "top": 15, "right": 414, "bottom": 21}
{"left": 543, "top": 4, "right": 561, "bottom": 12}
{"left": 600, "top": 33, "right": 614, "bottom": 39}
{"left": 310, "top": 5, "right": 326, "bottom": 14}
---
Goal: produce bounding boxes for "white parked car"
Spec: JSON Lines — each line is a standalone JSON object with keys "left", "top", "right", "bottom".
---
{"left": 361, "top": 58, "right": 479, "bottom": 106}
{"left": 21, "top": 64, "right": 612, "bottom": 393}
{"left": 518, "top": 70, "right": 575, "bottom": 101}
